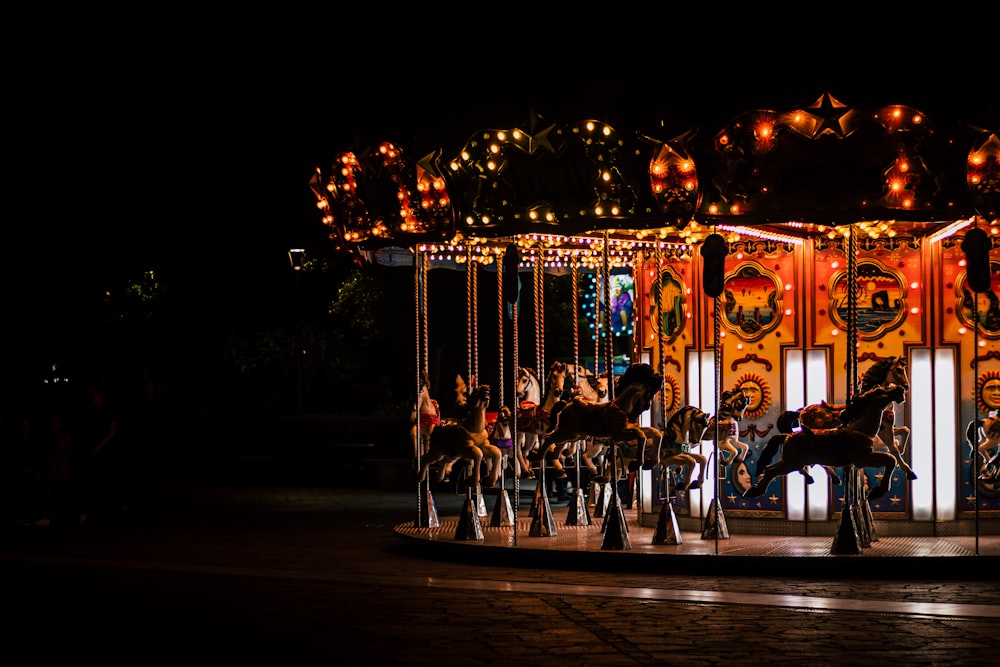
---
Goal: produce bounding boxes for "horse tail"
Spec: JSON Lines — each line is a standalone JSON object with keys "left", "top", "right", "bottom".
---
{"left": 757, "top": 433, "right": 787, "bottom": 470}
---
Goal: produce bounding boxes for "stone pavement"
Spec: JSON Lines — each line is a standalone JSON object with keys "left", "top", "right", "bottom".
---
{"left": 1, "top": 480, "right": 998, "bottom": 664}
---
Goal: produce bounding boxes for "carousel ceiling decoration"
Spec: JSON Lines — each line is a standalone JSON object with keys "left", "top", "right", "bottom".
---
{"left": 309, "top": 93, "right": 999, "bottom": 258}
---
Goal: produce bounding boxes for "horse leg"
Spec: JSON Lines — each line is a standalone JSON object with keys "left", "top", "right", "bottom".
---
{"left": 798, "top": 466, "right": 815, "bottom": 484}
{"left": 582, "top": 439, "right": 601, "bottom": 475}
{"left": 861, "top": 452, "right": 897, "bottom": 499}
{"left": 822, "top": 465, "right": 842, "bottom": 486}
{"left": 482, "top": 443, "right": 502, "bottom": 487}
{"left": 744, "top": 459, "right": 800, "bottom": 497}
{"left": 688, "top": 453, "right": 707, "bottom": 490}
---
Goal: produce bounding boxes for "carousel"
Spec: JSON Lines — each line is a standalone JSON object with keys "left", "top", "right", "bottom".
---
{"left": 309, "top": 92, "right": 1000, "bottom": 558}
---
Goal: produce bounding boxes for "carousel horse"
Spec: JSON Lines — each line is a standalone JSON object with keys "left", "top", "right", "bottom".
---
{"left": 409, "top": 371, "right": 440, "bottom": 462}
{"left": 743, "top": 383, "right": 907, "bottom": 500}
{"left": 969, "top": 414, "right": 1000, "bottom": 478}
{"left": 642, "top": 405, "right": 711, "bottom": 491}
{"left": 564, "top": 364, "right": 609, "bottom": 403}
{"left": 516, "top": 362, "right": 567, "bottom": 467}
{"left": 417, "top": 382, "right": 502, "bottom": 489}
{"left": 534, "top": 363, "right": 664, "bottom": 479}
{"left": 701, "top": 388, "right": 752, "bottom": 467}
{"left": 756, "top": 409, "right": 843, "bottom": 486}
{"left": 760, "top": 355, "right": 914, "bottom": 483}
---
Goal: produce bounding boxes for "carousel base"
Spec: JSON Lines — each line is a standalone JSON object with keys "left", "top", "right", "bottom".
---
{"left": 394, "top": 495, "right": 1000, "bottom": 579}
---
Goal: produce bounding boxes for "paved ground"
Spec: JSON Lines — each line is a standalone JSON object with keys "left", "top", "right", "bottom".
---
{"left": 2, "top": 478, "right": 998, "bottom": 664}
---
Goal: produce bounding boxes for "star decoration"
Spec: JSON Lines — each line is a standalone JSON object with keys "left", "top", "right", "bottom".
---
{"left": 528, "top": 123, "right": 558, "bottom": 156}
{"left": 805, "top": 92, "right": 853, "bottom": 138}
{"left": 416, "top": 149, "right": 445, "bottom": 181}
{"left": 767, "top": 493, "right": 779, "bottom": 503}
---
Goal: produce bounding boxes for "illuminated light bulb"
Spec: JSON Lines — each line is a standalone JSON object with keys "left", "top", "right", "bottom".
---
{"left": 736, "top": 343, "right": 744, "bottom": 350}
{"left": 595, "top": 206, "right": 604, "bottom": 215}
{"left": 529, "top": 210, "right": 538, "bottom": 220}
{"left": 586, "top": 121, "right": 595, "bottom": 132}
{"left": 831, "top": 261, "right": 840, "bottom": 269}
{"left": 497, "top": 132, "right": 506, "bottom": 141}
{"left": 736, "top": 251, "right": 744, "bottom": 259}
{"left": 910, "top": 307, "right": 920, "bottom": 315}
{"left": 980, "top": 340, "right": 987, "bottom": 348}
{"left": 709, "top": 204, "right": 719, "bottom": 214}
{"left": 684, "top": 180, "right": 695, "bottom": 191}
{"left": 910, "top": 281, "right": 919, "bottom": 290}
{"left": 784, "top": 308, "right": 792, "bottom": 316}
{"left": 602, "top": 171, "right": 611, "bottom": 182}
{"left": 487, "top": 160, "right": 497, "bottom": 171}
{"left": 730, "top": 204, "right": 740, "bottom": 214}
{"left": 720, "top": 331, "right": 726, "bottom": 338}
{"left": 958, "top": 326, "right": 967, "bottom": 335}
{"left": 913, "top": 115, "right": 923, "bottom": 124}
{"left": 903, "top": 199, "right": 913, "bottom": 209}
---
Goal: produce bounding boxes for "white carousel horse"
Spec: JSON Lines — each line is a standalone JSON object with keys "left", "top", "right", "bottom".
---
{"left": 409, "top": 371, "right": 440, "bottom": 462}
{"left": 744, "top": 383, "right": 907, "bottom": 499}
{"left": 417, "top": 382, "right": 502, "bottom": 489}
{"left": 700, "top": 388, "right": 752, "bottom": 467}
{"left": 516, "top": 362, "right": 567, "bottom": 466}
{"left": 563, "top": 364, "right": 609, "bottom": 403}
{"left": 535, "top": 363, "right": 664, "bottom": 479}
{"left": 970, "top": 414, "right": 1000, "bottom": 478}
{"left": 642, "top": 405, "right": 711, "bottom": 491}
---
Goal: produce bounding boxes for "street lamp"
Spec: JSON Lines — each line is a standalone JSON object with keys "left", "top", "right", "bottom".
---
{"left": 289, "top": 248, "right": 305, "bottom": 412}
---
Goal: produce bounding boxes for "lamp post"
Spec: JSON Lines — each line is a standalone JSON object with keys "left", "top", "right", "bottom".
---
{"left": 288, "top": 248, "right": 305, "bottom": 413}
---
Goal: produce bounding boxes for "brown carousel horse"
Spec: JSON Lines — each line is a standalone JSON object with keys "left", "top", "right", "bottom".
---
{"left": 417, "top": 382, "right": 502, "bottom": 489}
{"left": 743, "top": 383, "right": 907, "bottom": 500}
{"left": 533, "top": 363, "right": 664, "bottom": 479}
{"left": 756, "top": 355, "right": 914, "bottom": 485}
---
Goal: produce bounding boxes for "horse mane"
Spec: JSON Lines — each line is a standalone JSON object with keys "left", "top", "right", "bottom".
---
{"left": 839, "top": 384, "right": 895, "bottom": 424}
{"left": 859, "top": 356, "right": 899, "bottom": 391}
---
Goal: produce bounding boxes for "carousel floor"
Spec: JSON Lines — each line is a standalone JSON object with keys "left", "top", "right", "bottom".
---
{"left": 394, "top": 490, "right": 1000, "bottom": 580}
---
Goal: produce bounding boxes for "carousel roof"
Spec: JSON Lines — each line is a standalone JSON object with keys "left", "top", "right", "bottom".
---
{"left": 309, "top": 92, "right": 999, "bottom": 262}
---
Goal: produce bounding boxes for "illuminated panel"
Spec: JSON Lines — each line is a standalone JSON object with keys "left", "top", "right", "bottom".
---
{"left": 933, "top": 349, "right": 957, "bottom": 520}
{"left": 910, "top": 350, "right": 934, "bottom": 520}
{"left": 686, "top": 350, "right": 717, "bottom": 519}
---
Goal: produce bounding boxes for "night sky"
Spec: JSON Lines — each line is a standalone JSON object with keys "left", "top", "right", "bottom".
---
{"left": 4, "top": 17, "right": 996, "bottom": 401}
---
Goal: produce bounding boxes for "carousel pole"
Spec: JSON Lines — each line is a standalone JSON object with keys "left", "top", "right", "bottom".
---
{"left": 651, "top": 246, "right": 683, "bottom": 545}
{"left": 528, "top": 245, "right": 557, "bottom": 538}
{"left": 702, "top": 293, "right": 731, "bottom": 541}
{"left": 503, "top": 243, "right": 523, "bottom": 544}
{"left": 701, "top": 231, "right": 730, "bottom": 543}
{"left": 466, "top": 251, "right": 487, "bottom": 519}
{"left": 490, "top": 249, "right": 514, "bottom": 527}
{"left": 601, "top": 232, "right": 631, "bottom": 551}
{"left": 415, "top": 249, "right": 439, "bottom": 528}
{"left": 566, "top": 257, "right": 592, "bottom": 526}
{"left": 832, "top": 224, "right": 864, "bottom": 554}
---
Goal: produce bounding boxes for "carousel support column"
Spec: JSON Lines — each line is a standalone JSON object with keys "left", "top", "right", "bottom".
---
{"left": 832, "top": 225, "right": 863, "bottom": 554}
{"left": 455, "top": 487, "right": 484, "bottom": 541}
{"left": 528, "top": 460, "right": 558, "bottom": 537}
{"left": 703, "top": 288, "right": 730, "bottom": 541}
{"left": 832, "top": 466, "right": 863, "bottom": 554}
{"left": 489, "top": 478, "right": 514, "bottom": 527}
{"left": 472, "top": 481, "right": 487, "bottom": 517}
{"left": 601, "top": 447, "right": 632, "bottom": 550}
{"left": 565, "top": 447, "right": 591, "bottom": 526}
{"left": 652, "top": 469, "right": 682, "bottom": 545}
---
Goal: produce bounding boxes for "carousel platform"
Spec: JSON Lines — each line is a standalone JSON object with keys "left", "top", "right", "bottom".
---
{"left": 394, "top": 484, "right": 1000, "bottom": 580}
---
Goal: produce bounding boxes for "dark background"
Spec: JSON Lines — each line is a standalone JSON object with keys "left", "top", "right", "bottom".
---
{"left": 4, "top": 14, "right": 997, "bottom": 420}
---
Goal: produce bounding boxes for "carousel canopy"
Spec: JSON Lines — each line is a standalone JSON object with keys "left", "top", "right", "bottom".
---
{"left": 309, "top": 92, "right": 999, "bottom": 261}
